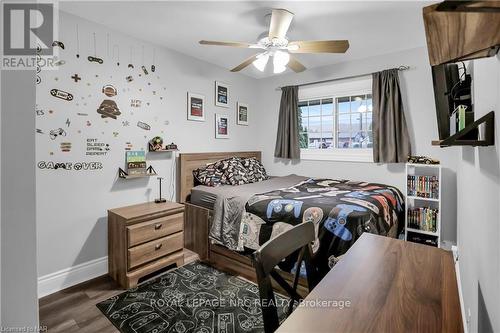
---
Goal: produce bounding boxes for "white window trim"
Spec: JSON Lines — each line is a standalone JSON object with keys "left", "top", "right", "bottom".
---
{"left": 299, "top": 77, "right": 373, "bottom": 163}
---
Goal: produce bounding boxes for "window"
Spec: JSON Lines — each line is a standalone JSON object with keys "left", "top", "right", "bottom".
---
{"left": 298, "top": 78, "right": 373, "bottom": 162}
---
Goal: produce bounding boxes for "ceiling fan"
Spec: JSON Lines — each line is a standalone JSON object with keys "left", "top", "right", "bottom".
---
{"left": 199, "top": 8, "right": 350, "bottom": 74}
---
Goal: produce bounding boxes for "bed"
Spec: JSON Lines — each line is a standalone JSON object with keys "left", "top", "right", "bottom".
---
{"left": 180, "top": 151, "right": 404, "bottom": 281}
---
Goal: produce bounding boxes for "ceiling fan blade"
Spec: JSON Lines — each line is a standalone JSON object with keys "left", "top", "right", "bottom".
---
{"left": 268, "top": 9, "right": 294, "bottom": 39}
{"left": 288, "top": 40, "right": 350, "bottom": 53}
{"left": 199, "top": 40, "right": 254, "bottom": 48}
{"left": 230, "top": 54, "right": 260, "bottom": 72}
{"left": 287, "top": 56, "right": 306, "bottom": 73}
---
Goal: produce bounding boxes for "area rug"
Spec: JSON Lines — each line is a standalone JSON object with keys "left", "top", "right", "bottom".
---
{"left": 97, "top": 261, "right": 287, "bottom": 333}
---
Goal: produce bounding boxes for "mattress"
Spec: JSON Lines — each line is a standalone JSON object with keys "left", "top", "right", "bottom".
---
{"left": 190, "top": 174, "right": 309, "bottom": 210}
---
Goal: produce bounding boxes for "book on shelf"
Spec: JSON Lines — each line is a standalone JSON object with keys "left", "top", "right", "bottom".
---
{"left": 407, "top": 207, "right": 438, "bottom": 233}
{"left": 407, "top": 175, "right": 439, "bottom": 199}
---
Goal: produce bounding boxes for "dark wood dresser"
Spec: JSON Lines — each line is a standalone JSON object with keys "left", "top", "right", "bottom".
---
{"left": 108, "top": 201, "right": 185, "bottom": 288}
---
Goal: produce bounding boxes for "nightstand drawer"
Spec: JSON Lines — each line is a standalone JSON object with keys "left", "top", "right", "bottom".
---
{"left": 127, "top": 213, "right": 183, "bottom": 247}
{"left": 128, "top": 232, "right": 183, "bottom": 269}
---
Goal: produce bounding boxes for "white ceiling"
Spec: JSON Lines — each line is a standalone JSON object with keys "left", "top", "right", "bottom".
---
{"left": 61, "top": 1, "right": 431, "bottom": 79}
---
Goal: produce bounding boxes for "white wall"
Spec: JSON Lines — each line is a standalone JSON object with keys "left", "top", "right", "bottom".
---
{"left": 456, "top": 55, "right": 500, "bottom": 333}
{"left": 254, "top": 47, "right": 459, "bottom": 244}
{"left": 36, "top": 12, "right": 260, "bottom": 284}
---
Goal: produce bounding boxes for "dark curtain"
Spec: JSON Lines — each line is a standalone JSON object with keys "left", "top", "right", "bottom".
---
{"left": 372, "top": 69, "right": 412, "bottom": 163}
{"left": 274, "top": 86, "right": 300, "bottom": 159}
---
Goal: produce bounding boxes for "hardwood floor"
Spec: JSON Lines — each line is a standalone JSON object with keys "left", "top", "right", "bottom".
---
{"left": 39, "top": 249, "right": 199, "bottom": 332}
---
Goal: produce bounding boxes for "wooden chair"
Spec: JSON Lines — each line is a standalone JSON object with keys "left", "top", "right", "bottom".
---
{"left": 251, "top": 222, "right": 320, "bottom": 333}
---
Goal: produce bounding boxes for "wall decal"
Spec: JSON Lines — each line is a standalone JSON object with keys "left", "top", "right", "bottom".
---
{"left": 75, "top": 24, "right": 80, "bottom": 58}
{"left": 36, "top": 129, "right": 44, "bottom": 134}
{"left": 86, "top": 138, "right": 111, "bottom": 156}
{"left": 86, "top": 120, "right": 92, "bottom": 126}
{"left": 215, "top": 113, "right": 229, "bottom": 139}
{"left": 113, "top": 45, "right": 120, "bottom": 66}
{"left": 52, "top": 41, "right": 65, "bottom": 49}
{"left": 130, "top": 99, "right": 142, "bottom": 107}
{"left": 187, "top": 92, "right": 205, "bottom": 121}
{"left": 38, "top": 161, "right": 103, "bottom": 171}
{"left": 137, "top": 121, "right": 151, "bottom": 130}
{"left": 54, "top": 77, "right": 59, "bottom": 81}
{"left": 126, "top": 75, "right": 133, "bottom": 82}
{"left": 125, "top": 142, "right": 133, "bottom": 151}
{"left": 102, "top": 84, "right": 117, "bottom": 97}
{"left": 77, "top": 113, "right": 88, "bottom": 116}
{"left": 128, "top": 64, "right": 134, "bottom": 69}
{"left": 51, "top": 89, "right": 74, "bottom": 101}
{"left": 151, "top": 48, "right": 156, "bottom": 72}
{"left": 122, "top": 121, "right": 130, "bottom": 127}
{"left": 87, "top": 56, "right": 103, "bottom": 64}
{"left": 36, "top": 105, "right": 44, "bottom": 116}
{"left": 49, "top": 128, "right": 67, "bottom": 140}
{"left": 215, "top": 81, "right": 229, "bottom": 108}
{"left": 141, "top": 66, "right": 149, "bottom": 75}
{"left": 237, "top": 102, "right": 249, "bottom": 126}
{"left": 60, "top": 142, "right": 72, "bottom": 152}
{"left": 36, "top": 76, "right": 41, "bottom": 84}
{"left": 54, "top": 59, "right": 65, "bottom": 66}
{"left": 97, "top": 100, "right": 121, "bottom": 119}
{"left": 66, "top": 118, "right": 71, "bottom": 127}
{"left": 151, "top": 65, "right": 155, "bottom": 73}
{"left": 71, "top": 74, "right": 81, "bottom": 82}
{"left": 113, "top": 132, "right": 119, "bottom": 137}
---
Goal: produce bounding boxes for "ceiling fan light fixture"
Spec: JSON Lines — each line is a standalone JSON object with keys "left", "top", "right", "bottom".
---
{"left": 273, "top": 64, "right": 287, "bottom": 74}
{"left": 252, "top": 53, "right": 269, "bottom": 72}
{"left": 273, "top": 50, "right": 290, "bottom": 68}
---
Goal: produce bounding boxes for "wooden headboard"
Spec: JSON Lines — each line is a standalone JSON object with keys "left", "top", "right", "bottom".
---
{"left": 178, "top": 151, "right": 262, "bottom": 203}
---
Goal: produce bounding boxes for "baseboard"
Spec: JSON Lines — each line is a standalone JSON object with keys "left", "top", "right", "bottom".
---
{"left": 452, "top": 245, "right": 468, "bottom": 333}
{"left": 38, "top": 256, "right": 108, "bottom": 298}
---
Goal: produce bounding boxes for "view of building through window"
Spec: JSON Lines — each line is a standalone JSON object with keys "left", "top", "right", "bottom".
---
{"left": 299, "top": 94, "right": 373, "bottom": 149}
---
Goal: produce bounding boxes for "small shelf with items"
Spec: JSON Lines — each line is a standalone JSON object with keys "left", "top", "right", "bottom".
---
{"left": 405, "top": 161, "right": 442, "bottom": 248}
{"left": 118, "top": 165, "right": 157, "bottom": 179}
{"left": 148, "top": 136, "right": 179, "bottom": 153}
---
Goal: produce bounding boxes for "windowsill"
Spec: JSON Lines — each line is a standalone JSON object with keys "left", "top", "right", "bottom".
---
{"left": 300, "top": 148, "right": 373, "bottom": 163}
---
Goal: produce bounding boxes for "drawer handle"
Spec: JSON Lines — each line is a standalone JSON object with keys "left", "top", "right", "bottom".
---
{"left": 154, "top": 223, "right": 163, "bottom": 230}
{"left": 155, "top": 243, "right": 163, "bottom": 250}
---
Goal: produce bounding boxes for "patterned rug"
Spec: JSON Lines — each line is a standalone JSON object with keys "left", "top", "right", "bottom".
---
{"left": 97, "top": 261, "right": 287, "bottom": 333}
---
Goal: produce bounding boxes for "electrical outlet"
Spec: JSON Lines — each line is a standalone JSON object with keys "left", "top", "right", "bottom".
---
{"left": 466, "top": 308, "right": 471, "bottom": 331}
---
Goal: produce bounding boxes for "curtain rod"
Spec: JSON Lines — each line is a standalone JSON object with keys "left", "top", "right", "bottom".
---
{"left": 276, "top": 65, "right": 410, "bottom": 90}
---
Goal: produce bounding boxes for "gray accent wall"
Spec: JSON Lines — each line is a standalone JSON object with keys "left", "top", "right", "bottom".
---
{"left": 456, "top": 55, "right": 500, "bottom": 333}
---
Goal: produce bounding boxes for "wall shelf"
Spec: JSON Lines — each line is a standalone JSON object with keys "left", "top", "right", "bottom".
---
{"left": 118, "top": 165, "right": 157, "bottom": 179}
{"left": 148, "top": 142, "right": 179, "bottom": 152}
{"left": 432, "top": 111, "right": 495, "bottom": 147}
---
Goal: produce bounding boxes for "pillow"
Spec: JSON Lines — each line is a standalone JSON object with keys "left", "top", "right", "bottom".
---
{"left": 193, "top": 162, "right": 224, "bottom": 187}
{"left": 218, "top": 157, "right": 250, "bottom": 186}
{"left": 242, "top": 157, "right": 269, "bottom": 183}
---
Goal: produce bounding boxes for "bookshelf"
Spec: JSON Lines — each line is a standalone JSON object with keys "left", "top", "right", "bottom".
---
{"left": 405, "top": 163, "right": 442, "bottom": 248}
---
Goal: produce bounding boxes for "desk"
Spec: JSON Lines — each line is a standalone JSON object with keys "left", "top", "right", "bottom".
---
{"left": 277, "top": 233, "right": 463, "bottom": 333}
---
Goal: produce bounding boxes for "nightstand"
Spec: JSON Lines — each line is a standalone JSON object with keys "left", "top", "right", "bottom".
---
{"left": 108, "top": 201, "right": 184, "bottom": 288}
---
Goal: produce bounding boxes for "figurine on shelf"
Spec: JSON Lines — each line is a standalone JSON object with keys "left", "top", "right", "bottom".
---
{"left": 407, "top": 155, "right": 440, "bottom": 165}
{"left": 149, "top": 136, "right": 164, "bottom": 151}
{"left": 165, "top": 142, "right": 178, "bottom": 150}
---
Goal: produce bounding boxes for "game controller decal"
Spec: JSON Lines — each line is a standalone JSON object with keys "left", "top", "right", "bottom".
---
{"left": 137, "top": 121, "right": 151, "bottom": 130}
{"left": 51, "top": 41, "right": 65, "bottom": 49}
{"left": 71, "top": 74, "right": 81, "bottom": 82}
{"left": 49, "top": 128, "right": 66, "bottom": 140}
{"left": 50, "top": 89, "right": 74, "bottom": 101}
{"left": 87, "top": 56, "right": 103, "bottom": 64}
{"left": 340, "top": 197, "right": 380, "bottom": 214}
{"left": 324, "top": 204, "right": 367, "bottom": 241}
{"left": 266, "top": 199, "right": 303, "bottom": 219}
{"left": 38, "top": 161, "right": 103, "bottom": 171}
{"left": 97, "top": 100, "right": 121, "bottom": 119}
{"left": 141, "top": 65, "right": 149, "bottom": 75}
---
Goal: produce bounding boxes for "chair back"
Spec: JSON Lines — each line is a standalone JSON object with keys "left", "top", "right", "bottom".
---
{"left": 252, "top": 221, "right": 320, "bottom": 333}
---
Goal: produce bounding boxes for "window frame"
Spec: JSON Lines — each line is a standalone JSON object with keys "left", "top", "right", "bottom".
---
{"left": 298, "top": 78, "right": 374, "bottom": 163}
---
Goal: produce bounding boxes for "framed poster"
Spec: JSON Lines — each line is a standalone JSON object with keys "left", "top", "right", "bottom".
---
{"left": 215, "top": 81, "right": 229, "bottom": 108}
{"left": 215, "top": 114, "right": 229, "bottom": 139}
{"left": 237, "top": 102, "right": 249, "bottom": 126}
{"left": 187, "top": 92, "right": 205, "bottom": 121}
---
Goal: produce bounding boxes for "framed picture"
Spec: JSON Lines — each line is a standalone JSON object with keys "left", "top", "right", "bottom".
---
{"left": 237, "top": 102, "right": 249, "bottom": 126}
{"left": 215, "top": 114, "right": 229, "bottom": 139}
{"left": 215, "top": 81, "right": 229, "bottom": 108}
{"left": 187, "top": 92, "right": 205, "bottom": 121}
